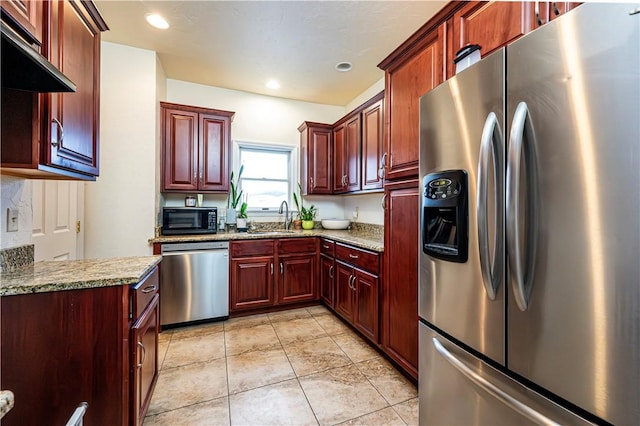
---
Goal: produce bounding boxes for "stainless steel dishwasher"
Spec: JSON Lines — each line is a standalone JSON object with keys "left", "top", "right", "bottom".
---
{"left": 160, "top": 241, "right": 229, "bottom": 327}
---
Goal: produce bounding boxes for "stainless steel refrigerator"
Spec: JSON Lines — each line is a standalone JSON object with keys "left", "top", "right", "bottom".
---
{"left": 418, "top": 3, "right": 640, "bottom": 425}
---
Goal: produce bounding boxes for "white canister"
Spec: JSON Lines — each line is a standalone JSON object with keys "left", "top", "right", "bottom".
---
{"left": 184, "top": 196, "right": 196, "bottom": 207}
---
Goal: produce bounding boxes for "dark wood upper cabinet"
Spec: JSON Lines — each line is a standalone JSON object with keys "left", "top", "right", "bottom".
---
{"left": 382, "top": 28, "right": 443, "bottom": 182}
{"left": 161, "top": 102, "right": 234, "bottom": 193}
{"left": 299, "top": 121, "right": 333, "bottom": 195}
{"left": 1, "top": 0, "right": 108, "bottom": 180}
{"left": 361, "top": 99, "right": 384, "bottom": 190}
{"left": 448, "top": 2, "right": 533, "bottom": 79}
{"left": 1, "top": 0, "right": 42, "bottom": 44}
{"left": 333, "top": 114, "right": 362, "bottom": 193}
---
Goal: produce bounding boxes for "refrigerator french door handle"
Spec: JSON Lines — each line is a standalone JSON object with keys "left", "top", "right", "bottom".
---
{"left": 432, "top": 337, "right": 561, "bottom": 426}
{"left": 507, "top": 102, "right": 537, "bottom": 311}
{"left": 477, "top": 112, "right": 504, "bottom": 300}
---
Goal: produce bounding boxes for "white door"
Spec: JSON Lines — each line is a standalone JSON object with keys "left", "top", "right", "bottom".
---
{"left": 32, "top": 180, "right": 84, "bottom": 261}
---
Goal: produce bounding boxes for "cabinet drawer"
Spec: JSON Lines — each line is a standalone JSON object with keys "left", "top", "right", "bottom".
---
{"left": 278, "top": 237, "right": 316, "bottom": 254}
{"left": 231, "top": 239, "right": 275, "bottom": 257}
{"left": 132, "top": 266, "right": 160, "bottom": 320}
{"left": 319, "top": 238, "right": 335, "bottom": 256}
{"left": 335, "top": 243, "right": 379, "bottom": 275}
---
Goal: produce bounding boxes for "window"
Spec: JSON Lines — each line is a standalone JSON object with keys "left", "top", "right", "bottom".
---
{"left": 236, "top": 142, "right": 296, "bottom": 212}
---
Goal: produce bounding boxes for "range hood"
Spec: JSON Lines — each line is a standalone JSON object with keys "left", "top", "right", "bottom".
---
{"left": 1, "top": 22, "right": 76, "bottom": 93}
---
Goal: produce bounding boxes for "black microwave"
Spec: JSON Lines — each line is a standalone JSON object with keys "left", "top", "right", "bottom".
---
{"left": 162, "top": 207, "right": 217, "bottom": 235}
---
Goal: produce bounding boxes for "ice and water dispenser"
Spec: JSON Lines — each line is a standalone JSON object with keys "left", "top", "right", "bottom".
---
{"left": 421, "top": 170, "right": 468, "bottom": 262}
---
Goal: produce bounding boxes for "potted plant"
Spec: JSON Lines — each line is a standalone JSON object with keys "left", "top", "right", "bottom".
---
{"left": 227, "top": 165, "right": 244, "bottom": 224}
{"left": 236, "top": 199, "right": 248, "bottom": 231}
{"left": 294, "top": 183, "right": 317, "bottom": 230}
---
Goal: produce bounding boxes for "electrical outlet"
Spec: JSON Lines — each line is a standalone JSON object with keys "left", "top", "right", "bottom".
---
{"left": 6, "top": 208, "right": 18, "bottom": 232}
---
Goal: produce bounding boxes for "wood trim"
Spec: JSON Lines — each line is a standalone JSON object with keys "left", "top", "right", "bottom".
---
{"left": 378, "top": 2, "right": 461, "bottom": 71}
{"left": 333, "top": 90, "right": 384, "bottom": 127}
{"left": 297, "top": 121, "right": 332, "bottom": 132}
{"left": 160, "top": 101, "right": 235, "bottom": 120}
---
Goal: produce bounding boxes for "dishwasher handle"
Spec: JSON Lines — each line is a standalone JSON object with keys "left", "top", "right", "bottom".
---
{"left": 162, "top": 250, "right": 228, "bottom": 257}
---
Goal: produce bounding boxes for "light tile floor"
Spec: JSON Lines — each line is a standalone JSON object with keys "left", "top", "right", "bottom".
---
{"left": 144, "top": 305, "right": 418, "bottom": 426}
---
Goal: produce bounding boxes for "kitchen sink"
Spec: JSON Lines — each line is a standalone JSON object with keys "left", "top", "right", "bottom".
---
{"left": 248, "top": 230, "right": 295, "bottom": 235}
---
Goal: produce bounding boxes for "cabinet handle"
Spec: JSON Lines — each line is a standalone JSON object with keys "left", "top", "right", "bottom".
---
{"left": 310, "top": 176, "right": 314, "bottom": 189}
{"left": 329, "top": 265, "right": 334, "bottom": 279}
{"left": 378, "top": 152, "right": 387, "bottom": 179}
{"left": 535, "top": 1, "right": 544, "bottom": 25}
{"left": 137, "top": 341, "right": 146, "bottom": 369}
{"left": 323, "top": 244, "right": 330, "bottom": 249}
{"left": 271, "top": 263, "right": 274, "bottom": 275}
{"left": 141, "top": 285, "right": 157, "bottom": 294}
{"left": 280, "top": 262, "right": 284, "bottom": 275}
{"left": 350, "top": 275, "right": 356, "bottom": 290}
{"left": 200, "top": 172, "right": 203, "bottom": 185}
{"left": 51, "top": 118, "right": 64, "bottom": 147}
{"left": 348, "top": 274, "right": 353, "bottom": 290}
{"left": 381, "top": 194, "right": 387, "bottom": 210}
{"left": 348, "top": 253, "right": 359, "bottom": 259}
{"left": 552, "top": 1, "right": 560, "bottom": 16}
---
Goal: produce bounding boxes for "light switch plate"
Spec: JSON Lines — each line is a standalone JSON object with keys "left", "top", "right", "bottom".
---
{"left": 6, "top": 208, "right": 18, "bottom": 232}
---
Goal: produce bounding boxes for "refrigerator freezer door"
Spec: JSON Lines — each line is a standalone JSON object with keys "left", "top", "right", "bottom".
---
{"left": 506, "top": 4, "right": 640, "bottom": 424}
{"left": 419, "top": 322, "right": 592, "bottom": 425}
{"left": 419, "top": 49, "right": 506, "bottom": 364}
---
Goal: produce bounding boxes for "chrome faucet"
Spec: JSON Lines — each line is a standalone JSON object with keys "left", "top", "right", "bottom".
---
{"left": 278, "top": 200, "right": 291, "bottom": 230}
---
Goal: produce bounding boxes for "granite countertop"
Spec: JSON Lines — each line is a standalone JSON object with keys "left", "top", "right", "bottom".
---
{"left": 149, "top": 228, "right": 384, "bottom": 252}
{"left": 0, "top": 390, "right": 14, "bottom": 419}
{"left": 0, "top": 256, "right": 162, "bottom": 297}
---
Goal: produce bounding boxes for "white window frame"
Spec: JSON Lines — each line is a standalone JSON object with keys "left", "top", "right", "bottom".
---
{"left": 232, "top": 140, "right": 298, "bottom": 215}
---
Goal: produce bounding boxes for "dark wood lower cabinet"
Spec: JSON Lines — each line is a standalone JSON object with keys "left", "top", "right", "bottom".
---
{"left": 320, "top": 254, "right": 335, "bottom": 307}
{"left": 382, "top": 179, "right": 419, "bottom": 379}
{"left": 230, "top": 256, "right": 275, "bottom": 310}
{"left": 334, "top": 260, "right": 380, "bottom": 343}
{"left": 131, "top": 295, "right": 159, "bottom": 426}
{"left": 0, "top": 265, "right": 160, "bottom": 425}
{"left": 278, "top": 254, "right": 316, "bottom": 304}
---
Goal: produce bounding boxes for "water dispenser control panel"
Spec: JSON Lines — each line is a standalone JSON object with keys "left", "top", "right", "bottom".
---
{"left": 421, "top": 170, "right": 468, "bottom": 262}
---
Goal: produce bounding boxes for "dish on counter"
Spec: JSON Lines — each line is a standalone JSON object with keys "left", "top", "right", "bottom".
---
{"left": 321, "top": 219, "right": 350, "bottom": 230}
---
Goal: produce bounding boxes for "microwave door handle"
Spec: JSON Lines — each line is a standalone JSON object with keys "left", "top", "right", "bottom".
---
{"left": 507, "top": 102, "right": 538, "bottom": 311}
{"left": 477, "top": 112, "right": 504, "bottom": 300}
{"left": 432, "top": 337, "right": 560, "bottom": 426}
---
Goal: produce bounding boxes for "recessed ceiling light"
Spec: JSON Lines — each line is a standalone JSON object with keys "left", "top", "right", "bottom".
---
{"left": 146, "top": 14, "right": 169, "bottom": 30}
{"left": 266, "top": 80, "right": 280, "bottom": 90}
{"left": 335, "top": 62, "right": 353, "bottom": 72}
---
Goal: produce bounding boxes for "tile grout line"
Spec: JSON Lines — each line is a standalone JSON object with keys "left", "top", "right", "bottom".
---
{"left": 223, "top": 323, "right": 232, "bottom": 426}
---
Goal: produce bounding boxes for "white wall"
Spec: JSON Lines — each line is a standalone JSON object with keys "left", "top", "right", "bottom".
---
{"left": 85, "top": 42, "right": 160, "bottom": 258}
{"left": 0, "top": 176, "right": 32, "bottom": 249}
{"left": 166, "top": 79, "right": 347, "bottom": 221}
{"left": 343, "top": 193, "right": 385, "bottom": 225}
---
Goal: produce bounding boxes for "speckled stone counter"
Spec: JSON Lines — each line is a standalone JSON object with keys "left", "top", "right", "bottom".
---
{"left": 0, "top": 390, "right": 14, "bottom": 419}
{"left": 149, "top": 228, "right": 384, "bottom": 252}
{"left": 0, "top": 256, "right": 161, "bottom": 296}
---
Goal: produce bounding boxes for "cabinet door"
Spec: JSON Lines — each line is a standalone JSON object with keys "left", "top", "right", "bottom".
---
{"left": 162, "top": 108, "right": 199, "bottom": 191}
{"left": 320, "top": 255, "right": 335, "bottom": 307}
{"left": 361, "top": 100, "right": 384, "bottom": 190}
{"left": 354, "top": 269, "right": 379, "bottom": 343}
{"left": 300, "top": 123, "right": 332, "bottom": 195}
{"left": 449, "top": 2, "right": 533, "bottom": 79}
{"left": 278, "top": 254, "right": 316, "bottom": 304}
{"left": 334, "top": 262, "right": 354, "bottom": 321}
{"left": 345, "top": 115, "right": 361, "bottom": 192}
{"left": 46, "top": 0, "right": 102, "bottom": 176}
{"left": 332, "top": 124, "right": 347, "bottom": 193}
{"left": 131, "top": 295, "right": 159, "bottom": 426}
{"left": 382, "top": 180, "right": 419, "bottom": 378}
{"left": 230, "top": 256, "right": 275, "bottom": 311}
{"left": 386, "top": 30, "right": 443, "bottom": 181}
{"left": 1, "top": 0, "right": 42, "bottom": 44}
{"left": 199, "top": 113, "right": 230, "bottom": 191}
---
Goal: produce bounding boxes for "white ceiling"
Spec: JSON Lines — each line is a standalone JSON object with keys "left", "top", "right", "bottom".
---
{"left": 95, "top": 1, "right": 446, "bottom": 106}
